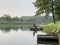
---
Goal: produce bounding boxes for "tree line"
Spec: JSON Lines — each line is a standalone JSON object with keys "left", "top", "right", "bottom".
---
{"left": 0, "top": 14, "right": 53, "bottom": 25}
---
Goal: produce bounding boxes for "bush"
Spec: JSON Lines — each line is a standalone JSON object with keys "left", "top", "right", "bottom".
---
{"left": 40, "top": 21, "right": 60, "bottom": 35}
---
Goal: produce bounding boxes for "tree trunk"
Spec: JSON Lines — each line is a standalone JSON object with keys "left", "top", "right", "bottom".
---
{"left": 52, "top": 0, "right": 56, "bottom": 24}
{"left": 58, "top": 36, "right": 60, "bottom": 45}
{"left": 58, "top": 35, "right": 60, "bottom": 45}
{"left": 52, "top": 11, "right": 56, "bottom": 24}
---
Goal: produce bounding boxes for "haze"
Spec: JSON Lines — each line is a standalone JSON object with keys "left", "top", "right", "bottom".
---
{"left": 0, "top": 0, "right": 35, "bottom": 17}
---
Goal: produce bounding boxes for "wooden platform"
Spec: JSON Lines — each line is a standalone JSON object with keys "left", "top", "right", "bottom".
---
{"left": 37, "top": 35, "right": 59, "bottom": 44}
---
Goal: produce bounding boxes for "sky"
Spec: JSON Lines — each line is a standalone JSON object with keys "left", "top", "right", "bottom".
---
{"left": 0, "top": 0, "right": 36, "bottom": 17}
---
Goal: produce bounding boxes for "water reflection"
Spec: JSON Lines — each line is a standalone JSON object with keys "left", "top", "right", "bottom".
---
{"left": 0, "top": 25, "right": 59, "bottom": 45}
{"left": 0, "top": 29, "right": 59, "bottom": 45}
{"left": 0, "top": 25, "right": 32, "bottom": 32}
{"left": 0, "top": 30, "right": 37, "bottom": 45}
{"left": 33, "top": 31, "right": 37, "bottom": 36}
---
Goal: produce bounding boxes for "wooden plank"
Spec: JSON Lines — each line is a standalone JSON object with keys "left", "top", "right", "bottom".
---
{"left": 37, "top": 35, "right": 59, "bottom": 44}
{"left": 37, "top": 35, "right": 58, "bottom": 39}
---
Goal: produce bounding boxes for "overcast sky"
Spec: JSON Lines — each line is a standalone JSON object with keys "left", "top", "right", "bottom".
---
{"left": 0, "top": 0, "right": 36, "bottom": 17}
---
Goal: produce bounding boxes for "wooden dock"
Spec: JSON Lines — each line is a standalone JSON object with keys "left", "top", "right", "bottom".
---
{"left": 37, "top": 35, "right": 59, "bottom": 44}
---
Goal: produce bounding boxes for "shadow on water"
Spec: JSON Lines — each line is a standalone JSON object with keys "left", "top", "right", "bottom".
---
{"left": 33, "top": 31, "right": 37, "bottom": 36}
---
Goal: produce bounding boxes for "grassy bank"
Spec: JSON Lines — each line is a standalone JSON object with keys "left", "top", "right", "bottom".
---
{"left": 40, "top": 21, "right": 60, "bottom": 35}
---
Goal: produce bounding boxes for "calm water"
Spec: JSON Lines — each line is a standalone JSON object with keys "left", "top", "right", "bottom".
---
{"left": 0, "top": 29, "right": 58, "bottom": 45}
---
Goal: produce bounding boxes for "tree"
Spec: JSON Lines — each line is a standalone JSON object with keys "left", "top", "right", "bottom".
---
{"left": 33, "top": 1, "right": 60, "bottom": 41}
{"left": 33, "top": 0, "right": 60, "bottom": 23}
{"left": 2, "top": 14, "right": 12, "bottom": 22}
{"left": 12, "top": 16, "right": 19, "bottom": 21}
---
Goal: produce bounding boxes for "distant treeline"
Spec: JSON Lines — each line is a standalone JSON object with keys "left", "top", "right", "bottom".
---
{"left": 0, "top": 14, "right": 53, "bottom": 25}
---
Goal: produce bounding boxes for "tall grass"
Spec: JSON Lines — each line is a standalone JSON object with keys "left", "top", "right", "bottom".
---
{"left": 40, "top": 21, "right": 60, "bottom": 35}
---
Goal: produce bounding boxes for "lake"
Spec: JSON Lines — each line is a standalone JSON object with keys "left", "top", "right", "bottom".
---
{"left": 0, "top": 29, "right": 58, "bottom": 45}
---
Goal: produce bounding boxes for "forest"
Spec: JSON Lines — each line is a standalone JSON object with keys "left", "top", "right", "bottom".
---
{"left": 0, "top": 14, "right": 53, "bottom": 25}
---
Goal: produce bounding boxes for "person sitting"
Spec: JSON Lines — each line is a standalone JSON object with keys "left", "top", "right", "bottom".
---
{"left": 33, "top": 23, "right": 38, "bottom": 31}
{"left": 33, "top": 23, "right": 37, "bottom": 28}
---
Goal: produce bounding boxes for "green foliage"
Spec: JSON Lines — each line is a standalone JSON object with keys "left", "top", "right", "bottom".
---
{"left": 40, "top": 21, "right": 60, "bottom": 35}
{"left": 33, "top": 0, "right": 51, "bottom": 16}
{"left": 2, "top": 14, "right": 12, "bottom": 22}
{"left": 55, "top": 15, "right": 60, "bottom": 21}
{"left": 0, "top": 15, "right": 53, "bottom": 25}
{"left": 33, "top": 0, "right": 60, "bottom": 22}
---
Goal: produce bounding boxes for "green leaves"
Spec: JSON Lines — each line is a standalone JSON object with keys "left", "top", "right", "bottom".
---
{"left": 33, "top": 0, "right": 51, "bottom": 16}
{"left": 33, "top": 0, "right": 60, "bottom": 21}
